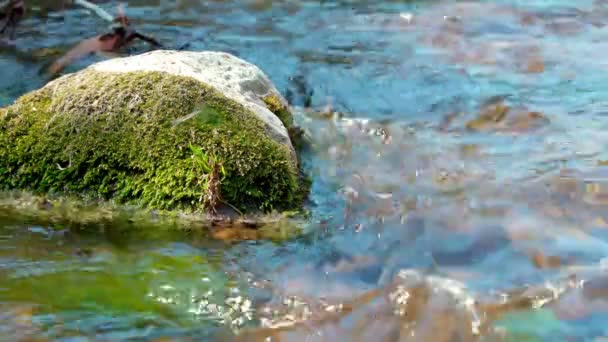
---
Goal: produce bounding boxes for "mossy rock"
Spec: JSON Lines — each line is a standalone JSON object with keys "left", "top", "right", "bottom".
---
{"left": 0, "top": 51, "right": 305, "bottom": 214}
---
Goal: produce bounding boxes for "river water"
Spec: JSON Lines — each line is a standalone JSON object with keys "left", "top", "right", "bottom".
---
{"left": 3, "top": 0, "right": 608, "bottom": 340}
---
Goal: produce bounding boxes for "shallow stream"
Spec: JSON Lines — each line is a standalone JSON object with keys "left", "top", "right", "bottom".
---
{"left": 3, "top": 0, "right": 608, "bottom": 340}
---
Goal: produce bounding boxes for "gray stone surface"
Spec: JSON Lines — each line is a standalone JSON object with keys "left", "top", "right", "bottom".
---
{"left": 50, "top": 50, "right": 293, "bottom": 152}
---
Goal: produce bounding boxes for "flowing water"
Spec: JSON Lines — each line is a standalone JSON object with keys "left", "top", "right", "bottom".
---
{"left": 3, "top": 0, "right": 608, "bottom": 340}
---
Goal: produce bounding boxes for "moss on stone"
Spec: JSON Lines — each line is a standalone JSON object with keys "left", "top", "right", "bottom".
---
{"left": 263, "top": 94, "right": 293, "bottom": 128}
{"left": 0, "top": 70, "right": 301, "bottom": 213}
{"left": 0, "top": 190, "right": 304, "bottom": 239}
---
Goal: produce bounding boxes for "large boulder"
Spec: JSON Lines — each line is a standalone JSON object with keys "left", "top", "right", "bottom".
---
{"left": 0, "top": 50, "right": 303, "bottom": 213}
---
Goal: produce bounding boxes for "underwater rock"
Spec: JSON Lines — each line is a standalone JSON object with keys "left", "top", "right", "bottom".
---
{"left": 222, "top": 269, "right": 508, "bottom": 341}
{"left": 0, "top": 50, "right": 303, "bottom": 213}
{"left": 552, "top": 167, "right": 608, "bottom": 206}
{"left": 465, "top": 99, "right": 550, "bottom": 133}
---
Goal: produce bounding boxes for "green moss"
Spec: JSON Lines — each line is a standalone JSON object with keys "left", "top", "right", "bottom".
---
{"left": 263, "top": 94, "right": 293, "bottom": 128}
{"left": 0, "top": 71, "right": 301, "bottom": 213}
{"left": 0, "top": 242, "right": 234, "bottom": 327}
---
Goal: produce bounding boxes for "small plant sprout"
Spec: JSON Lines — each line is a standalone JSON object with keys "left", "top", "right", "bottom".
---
{"left": 189, "top": 143, "right": 228, "bottom": 214}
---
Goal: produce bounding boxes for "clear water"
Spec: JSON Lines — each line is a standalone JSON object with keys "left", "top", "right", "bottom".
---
{"left": 3, "top": 0, "right": 608, "bottom": 340}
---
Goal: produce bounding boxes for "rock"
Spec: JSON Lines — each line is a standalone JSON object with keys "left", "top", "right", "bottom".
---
{"left": 465, "top": 99, "right": 550, "bottom": 133}
{"left": 91, "top": 50, "right": 295, "bottom": 150}
{"left": 0, "top": 50, "right": 303, "bottom": 213}
{"left": 552, "top": 167, "right": 608, "bottom": 206}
